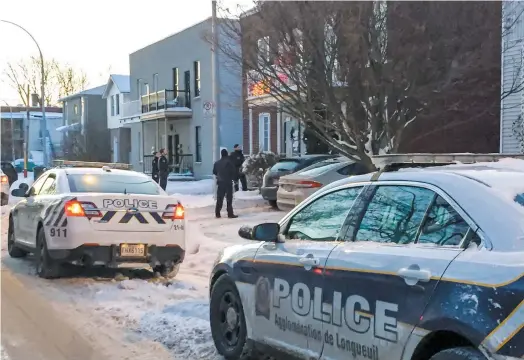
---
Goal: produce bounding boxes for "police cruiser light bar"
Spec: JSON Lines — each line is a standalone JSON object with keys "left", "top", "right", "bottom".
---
{"left": 371, "top": 153, "right": 524, "bottom": 170}
{"left": 52, "top": 160, "right": 133, "bottom": 170}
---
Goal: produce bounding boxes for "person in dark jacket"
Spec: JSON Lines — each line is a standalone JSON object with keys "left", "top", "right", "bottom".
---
{"left": 230, "top": 144, "right": 247, "bottom": 191}
{"left": 158, "top": 148, "right": 169, "bottom": 191}
{"left": 151, "top": 151, "right": 160, "bottom": 183}
{"left": 213, "top": 148, "right": 238, "bottom": 218}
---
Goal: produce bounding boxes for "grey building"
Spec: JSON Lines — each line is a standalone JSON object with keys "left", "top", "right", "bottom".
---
{"left": 58, "top": 85, "right": 111, "bottom": 162}
{"left": 500, "top": 1, "right": 524, "bottom": 154}
{"left": 122, "top": 17, "right": 243, "bottom": 178}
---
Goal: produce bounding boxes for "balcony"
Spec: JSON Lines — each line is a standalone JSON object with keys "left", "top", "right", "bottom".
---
{"left": 140, "top": 90, "right": 192, "bottom": 121}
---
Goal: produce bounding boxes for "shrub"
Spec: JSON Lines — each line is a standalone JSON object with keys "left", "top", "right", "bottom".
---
{"left": 242, "top": 152, "right": 280, "bottom": 190}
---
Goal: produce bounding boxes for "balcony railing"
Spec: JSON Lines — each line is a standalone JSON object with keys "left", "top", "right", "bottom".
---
{"left": 123, "top": 100, "right": 141, "bottom": 118}
{"left": 141, "top": 90, "right": 191, "bottom": 114}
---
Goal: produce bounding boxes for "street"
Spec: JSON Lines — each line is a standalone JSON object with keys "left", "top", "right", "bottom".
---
{"left": 1, "top": 203, "right": 283, "bottom": 360}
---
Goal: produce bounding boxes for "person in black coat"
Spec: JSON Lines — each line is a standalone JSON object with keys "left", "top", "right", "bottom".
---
{"left": 230, "top": 144, "right": 247, "bottom": 191}
{"left": 158, "top": 148, "right": 169, "bottom": 191}
{"left": 213, "top": 148, "right": 238, "bottom": 218}
{"left": 151, "top": 151, "right": 160, "bottom": 183}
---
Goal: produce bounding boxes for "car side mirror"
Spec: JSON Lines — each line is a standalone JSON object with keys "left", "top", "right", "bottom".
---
{"left": 18, "top": 183, "right": 29, "bottom": 192}
{"left": 252, "top": 222, "right": 280, "bottom": 242}
{"left": 11, "top": 188, "right": 27, "bottom": 197}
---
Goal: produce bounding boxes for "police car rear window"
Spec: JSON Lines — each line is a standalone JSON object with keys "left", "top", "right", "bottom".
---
{"left": 67, "top": 174, "right": 160, "bottom": 195}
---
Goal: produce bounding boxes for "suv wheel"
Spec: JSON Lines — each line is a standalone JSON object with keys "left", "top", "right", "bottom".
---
{"left": 153, "top": 263, "right": 180, "bottom": 279}
{"left": 210, "top": 275, "right": 257, "bottom": 360}
{"left": 7, "top": 218, "right": 27, "bottom": 258}
{"left": 430, "top": 347, "right": 487, "bottom": 360}
{"left": 35, "top": 227, "right": 62, "bottom": 279}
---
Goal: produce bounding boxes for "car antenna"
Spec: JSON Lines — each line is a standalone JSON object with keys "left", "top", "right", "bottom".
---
{"left": 124, "top": 188, "right": 127, "bottom": 195}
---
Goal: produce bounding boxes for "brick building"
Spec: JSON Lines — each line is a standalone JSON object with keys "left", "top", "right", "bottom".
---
{"left": 240, "top": 2, "right": 502, "bottom": 156}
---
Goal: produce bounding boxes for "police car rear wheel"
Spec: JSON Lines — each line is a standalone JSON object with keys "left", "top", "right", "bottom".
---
{"left": 429, "top": 347, "right": 486, "bottom": 360}
{"left": 210, "top": 275, "right": 253, "bottom": 360}
{"left": 35, "top": 228, "right": 62, "bottom": 279}
{"left": 7, "top": 218, "right": 27, "bottom": 258}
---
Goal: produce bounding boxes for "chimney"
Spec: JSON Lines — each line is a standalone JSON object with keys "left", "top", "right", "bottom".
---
{"left": 31, "top": 93, "right": 40, "bottom": 107}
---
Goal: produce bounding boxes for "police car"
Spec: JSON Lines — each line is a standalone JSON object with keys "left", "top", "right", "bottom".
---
{"left": 209, "top": 153, "right": 524, "bottom": 360}
{"left": 7, "top": 160, "right": 186, "bottom": 279}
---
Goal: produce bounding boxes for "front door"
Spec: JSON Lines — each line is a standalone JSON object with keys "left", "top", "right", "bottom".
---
{"left": 174, "top": 134, "right": 180, "bottom": 165}
{"left": 15, "top": 174, "right": 49, "bottom": 245}
{"left": 320, "top": 184, "right": 467, "bottom": 360}
{"left": 250, "top": 185, "right": 366, "bottom": 359}
{"left": 167, "top": 135, "right": 174, "bottom": 166}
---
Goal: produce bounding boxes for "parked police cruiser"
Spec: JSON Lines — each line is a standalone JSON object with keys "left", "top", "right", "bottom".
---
{"left": 7, "top": 160, "right": 186, "bottom": 279}
{"left": 209, "top": 154, "right": 524, "bottom": 360}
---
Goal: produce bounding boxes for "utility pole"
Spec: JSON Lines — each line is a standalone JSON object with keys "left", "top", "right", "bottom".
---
{"left": 24, "top": 85, "right": 30, "bottom": 178}
{"left": 211, "top": 0, "right": 219, "bottom": 199}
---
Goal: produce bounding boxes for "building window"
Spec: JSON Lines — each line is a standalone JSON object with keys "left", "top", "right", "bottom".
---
{"left": 258, "top": 113, "right": 271, "bottom": 152}
{"left": 115, "top": 93, "right": 120, "bottom": 115}
{"left": 195, "top": 126, "right": 202, "bottom": 162}
{"left": 73, "top": 104, "right": 78, "bottom": 115}
{"left": 110, "top": 95, "right": 115, "bottom": 116}
{"left": 153, "top": 73, "right": 159, "bottom": 93}
{"left": 173, "top": 67, "right": 179, "bottom": 93}
{"left": 257, "top": 36, "right": 270, "bottom": 64}
{"left": 193, "top": 61, "right": 201, "bottom": 97}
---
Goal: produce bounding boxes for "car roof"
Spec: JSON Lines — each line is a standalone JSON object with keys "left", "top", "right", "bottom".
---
{"left": 281, "top": 154, "right": 337, "bottom": 161}
{"left": 319, "top": 165, "right": 524, "bottom": 251}
{"left": 56, "top": 167, "right": 148, "bottom": 178}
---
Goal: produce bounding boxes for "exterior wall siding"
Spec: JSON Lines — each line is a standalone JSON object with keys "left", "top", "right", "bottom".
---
{"left": 500, "top": 1, "right": 524, "bottom": 153}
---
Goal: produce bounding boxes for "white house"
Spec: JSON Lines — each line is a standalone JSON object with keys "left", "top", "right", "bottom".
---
{"left": 500, "top": 1, "right": 524, "bottom": 153}
{"left": 102, "top": 74, "right": 132, "bottom": 163}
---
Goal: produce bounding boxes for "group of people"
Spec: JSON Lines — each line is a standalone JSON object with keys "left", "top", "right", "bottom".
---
{"left": 213, "top": 144, "right": 247, "bottom": 219}
{"left": 151, "top": 149, "right": 169, "bottom": 190}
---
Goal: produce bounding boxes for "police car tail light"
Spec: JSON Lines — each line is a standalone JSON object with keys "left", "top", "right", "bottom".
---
{"left": 65, "top": 200, "right": 101, "bottom": 218}
{"left": 296, "top": 180, "right": 323, "bottom": 188}
{"left": 0, "top": 175, "right": 7, "bottom": 184}
{"left": 162, "top": 203, "right": 185, "bottom": 220}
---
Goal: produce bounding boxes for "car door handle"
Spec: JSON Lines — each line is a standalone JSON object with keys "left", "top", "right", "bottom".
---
{"left": 397, "top": 268, "right": 431, "bottom": 282}
{"left": 299, "top": 257, "right": 320, "bottom": 267}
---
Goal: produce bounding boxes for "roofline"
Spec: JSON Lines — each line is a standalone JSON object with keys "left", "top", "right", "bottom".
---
{"left": 58, "top": 85, "right": 106, "bottom": 102}
{"left": 102, "top": 74, "right": 130, "bottom": 99}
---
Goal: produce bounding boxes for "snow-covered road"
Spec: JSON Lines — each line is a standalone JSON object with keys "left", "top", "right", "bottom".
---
{"left": 1, "top": 202, "right": 283, "bottom": 359}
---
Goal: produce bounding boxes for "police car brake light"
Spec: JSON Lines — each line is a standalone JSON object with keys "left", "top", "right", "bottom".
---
{"left": 296, "top": 180, "right": 323, "bottom": 188}
{"left": 0, "top": 175, "right": 7, "bottom": 184}
{"left": 65, "top": 200, "right": 102, "bottom": 218}
{"left": 162, "top": 203, "right": 185, "bottom": 220}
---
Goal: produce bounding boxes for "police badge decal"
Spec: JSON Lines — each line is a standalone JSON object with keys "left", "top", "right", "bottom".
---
{"left": 255, "top": 276, "right": 271, "bottom": 320}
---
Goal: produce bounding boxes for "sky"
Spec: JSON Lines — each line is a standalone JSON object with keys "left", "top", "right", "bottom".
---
{"left": 0, "top": 0, "right": 251, "bottom": 106}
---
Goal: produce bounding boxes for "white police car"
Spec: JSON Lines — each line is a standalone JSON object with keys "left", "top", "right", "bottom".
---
{"left": 209, "top": 154, "right": 524, "bottom": 360}
{"left": 7, "top": 160, "right": 186, "bottom": 279}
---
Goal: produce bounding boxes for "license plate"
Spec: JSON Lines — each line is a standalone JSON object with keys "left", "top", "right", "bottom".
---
{"left": 120, "top": 244, "right": 146, "bottom": 257}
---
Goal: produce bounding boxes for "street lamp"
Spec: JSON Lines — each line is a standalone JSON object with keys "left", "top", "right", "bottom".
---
{"left": 1, "top": 19, "right": 48, "bottom": 167}
{"left": 1, "top": 100, "right": 16, "bottom": 161}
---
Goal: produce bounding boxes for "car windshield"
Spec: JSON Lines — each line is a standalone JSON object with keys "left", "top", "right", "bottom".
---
{"left": 67, "top": 174, "right": 161, "bottom": 195}
{"left": 270, "top": 160, "right": 300, "bottom": 172}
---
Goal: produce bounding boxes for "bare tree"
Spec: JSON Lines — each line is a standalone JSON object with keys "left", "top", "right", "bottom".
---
{"left": 54, "top": 62, "right": 88, "bottom": 99}
{"left": 3, "top": 56, "right": 57, "bottom": 106}
{"left": 215, "top": 1, "right": 521, "bottom": 168}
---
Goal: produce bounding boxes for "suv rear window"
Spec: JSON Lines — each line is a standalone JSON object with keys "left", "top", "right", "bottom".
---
{"left": 67, "top": 174, "right": 161, "bottom": 195}
{"left": 270, "top": 160, "right": 300, "bottom": 172}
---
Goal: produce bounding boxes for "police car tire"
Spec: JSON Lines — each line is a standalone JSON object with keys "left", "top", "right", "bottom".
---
{"left": 7, "top": 218, "right": 27, "bottom": 258}
{"left": 429, "top": 347, "right": 486, "bottom": 360}
{"left": 35, "top": 228, "right": 62, "bottom": 279}
{"left": 210, "top": 275, "right": 258, "bottom": 360}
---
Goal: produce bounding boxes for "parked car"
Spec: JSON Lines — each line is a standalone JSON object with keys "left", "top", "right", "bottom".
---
{"left": 277, "top": 158, "right": 369, "bottom": 209}
{"left": 1, "top": 161, "right": 18, "bottom": 186}
{"left": 209, "top": 154, "right": 524, "bottom": 360}
{"left": 0, "top": 170, "right": 9, "bottom": 205}
{"left": 260, "top": 154, "right": 337, "bottom": 208}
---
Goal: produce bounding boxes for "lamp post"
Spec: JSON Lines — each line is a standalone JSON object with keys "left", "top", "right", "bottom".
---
{"left": 1, "top": 19, "right": 48, "bottom": 167}
{"left": 1, "top": 100, "right": 16, "bottom": 161}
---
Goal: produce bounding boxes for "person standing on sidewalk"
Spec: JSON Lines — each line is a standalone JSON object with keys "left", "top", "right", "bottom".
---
{"left": 151, "top": 151, "right": 160, "bottom": 183}
{"left": 158, "top": 148, "right": 169, "bottom": 191}
{"left": 213, "top": 148, "right": 238, "bottom": 218}
{"left": 230, "top": 144, "right": 247, "bottom": 191}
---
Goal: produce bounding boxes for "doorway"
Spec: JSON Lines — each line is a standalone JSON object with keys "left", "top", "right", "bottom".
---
{"left": 167, "top": 134, "right": 180, "bottom": 167}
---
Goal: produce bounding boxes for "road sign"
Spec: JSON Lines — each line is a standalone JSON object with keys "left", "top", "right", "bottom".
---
{"left": 203, "top": 101, "right": 214, "bottom": 117}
